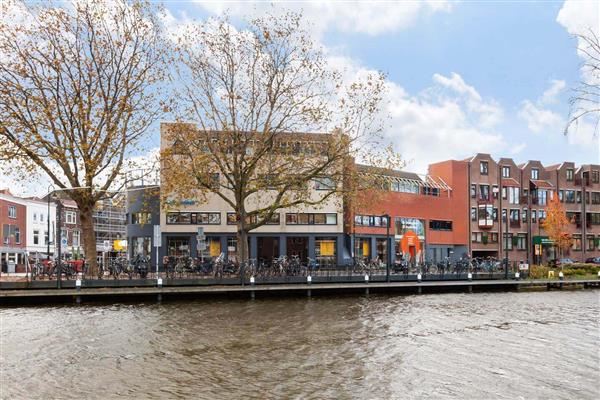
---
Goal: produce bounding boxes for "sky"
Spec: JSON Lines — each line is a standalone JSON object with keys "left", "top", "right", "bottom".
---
{"left": 1, "top": 0, "right": 599, "bottom": 195}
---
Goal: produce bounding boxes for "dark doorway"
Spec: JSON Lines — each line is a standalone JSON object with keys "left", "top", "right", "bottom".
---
{"left": 257, "top": 237, "right": 279, "bottom": 263}
{"left": 287, "top": 237, "right": 308, "bottom": 261}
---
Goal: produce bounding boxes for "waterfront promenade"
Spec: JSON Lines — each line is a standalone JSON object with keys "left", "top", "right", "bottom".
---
{"left": 1, "top": 277, "right": 599, "bottom": 304}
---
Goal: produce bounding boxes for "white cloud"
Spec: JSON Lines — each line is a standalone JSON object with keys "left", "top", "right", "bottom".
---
{"left": 518, "top": 100, "right": 564, "bottom": 133}
{"left": 540, "top": 79, "right": 566, "bottom": 105}
{"left": 193, "top": 0, "right": 452, "bottom": 37}
{"left": 557, "top": 0, "right": 599, "bottom": 40}
{"left": 383, "top": 74, "right": 506, "bottom": 173}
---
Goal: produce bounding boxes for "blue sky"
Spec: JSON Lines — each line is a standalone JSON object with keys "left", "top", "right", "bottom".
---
{"left": 161, "top": 0, "right": 599, "bottom": 173}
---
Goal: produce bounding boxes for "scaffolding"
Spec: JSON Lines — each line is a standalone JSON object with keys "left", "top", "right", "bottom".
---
{"left": 93, "top": 194, "right": 127, "bottom": 252}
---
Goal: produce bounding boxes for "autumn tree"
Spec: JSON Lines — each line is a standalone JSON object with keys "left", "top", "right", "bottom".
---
{"left": 162, "top": 12, "right": 394, "bottom": 263}
{"left": 543, "top": 193, "right": 572, "bottom": 259}
{"left": 0, "top": 0, "right": 168, "bottom": 275}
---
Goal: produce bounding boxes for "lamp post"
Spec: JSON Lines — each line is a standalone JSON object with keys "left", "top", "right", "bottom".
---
{"left": 46, "top": 184, "right": 55, "bottom": 261}
{"left": 384, "top": 213, "right": 391, "bottom": 282}
{"left": 504, "top": 209, "right": 509, "bottom": 279}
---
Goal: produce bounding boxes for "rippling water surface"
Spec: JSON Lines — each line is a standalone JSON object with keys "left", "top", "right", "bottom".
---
{"left": 1, "top": 291, "right": 599, "bottom": 399}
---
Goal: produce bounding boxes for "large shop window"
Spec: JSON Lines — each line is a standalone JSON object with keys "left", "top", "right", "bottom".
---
{"left": 285, "top": 213, "right": 337, "bottom": 225}
{"left": 376, "top": 238, "right": 388, "bottom": 263}
{"left": 132, "top": 212, "right": 152, "bottom": 225}
{"left": 355, "top": 238, "right": 370, "bottom": 258}
{"left": 166, "top": 212, "right": 221, "bottom": 225}
{"left": 167, "top": 238, "right": 190, "bottom": 257}
{"left": 316, "top": 237, "right": 336, "bottom": 264}
{"left": 208, "top": 237, "right": 221, "bottom": 257}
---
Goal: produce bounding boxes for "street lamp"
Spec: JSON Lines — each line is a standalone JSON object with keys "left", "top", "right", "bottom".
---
{"left": 383, "top": 213, "right": 391, "bottom": 282}
{"left": 46, "top": 184, "right": 55, "bottom": 261}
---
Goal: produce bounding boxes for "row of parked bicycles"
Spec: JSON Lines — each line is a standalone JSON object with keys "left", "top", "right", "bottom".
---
{"left": 28, "top": 253, "right": 508, "bottom": 280}
{"left": 29, "top": 254, "right": 152, "bottom": 280}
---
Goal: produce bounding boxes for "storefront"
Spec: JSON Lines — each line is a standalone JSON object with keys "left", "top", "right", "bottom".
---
{"left": 533, "top": 236, "right": 556, "bottom": 265}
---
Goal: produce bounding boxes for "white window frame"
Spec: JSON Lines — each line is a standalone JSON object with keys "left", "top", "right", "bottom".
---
{"left": 8, "top": 205, "right": 16, "bottom": 218}
{"left": 65, "top": 211, "right": 76, "bottom": 225}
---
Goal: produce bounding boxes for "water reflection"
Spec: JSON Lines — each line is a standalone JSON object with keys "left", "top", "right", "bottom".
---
{"left": 1, "top": 291, "right": 599, "bottom": 399}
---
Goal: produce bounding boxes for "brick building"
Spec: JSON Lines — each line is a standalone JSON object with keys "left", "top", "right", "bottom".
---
{"left": 348, "top": 164, "right": 469, "bottom": 266}
{"left": 0, "top": 189, "right": 27, "bottom": 272}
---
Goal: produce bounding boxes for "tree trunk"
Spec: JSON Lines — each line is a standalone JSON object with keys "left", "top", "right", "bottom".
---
{"left": 237, "top": 229, "right": 249, "bottom": 265}
{"left": 79, "top": 205, "right": 98, "bottom": 276}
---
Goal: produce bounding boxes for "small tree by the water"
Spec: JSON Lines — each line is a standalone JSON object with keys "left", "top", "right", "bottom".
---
{"left": 543, "top": 193, "right": 572, "bottom": 259}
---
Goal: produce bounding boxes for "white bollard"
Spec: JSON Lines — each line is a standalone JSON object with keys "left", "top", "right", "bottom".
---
{"left": 597, "top": 270, "right": 600, "bottom": 280}
{"left": 559, "top": 271, "right": 564, "bottom": 281}
{"left": 157, "top": 277, "right": 163, "bottom": 288}
{"left": 467, "top": 272, "right": 472, "bottom": 281}
{"left": 75, "top": 279, "right": 82, "bottom": 290}
{"left": 250, "top": 276, "right": 255, "bottom": 286}
{"left": 417, "top": 273, "right": 422, "bottom": 283}
{"left": 515, "top": 272, "right": 520, "bottom": 280}
{"left": 307, "top": 275, "right": 312, "bottom": 284}
{"left": 364, "top": 274, "right": 369, "bottom": 283}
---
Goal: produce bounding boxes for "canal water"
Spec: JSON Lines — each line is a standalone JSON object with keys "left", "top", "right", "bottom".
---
{"left": 1, "top": 291, "right": 599, "bottom": 399}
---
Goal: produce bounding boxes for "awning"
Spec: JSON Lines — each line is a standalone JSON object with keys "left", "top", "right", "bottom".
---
{"left": 0, "top": 247, "right": 27, "bottom": 254}
{"left": 501, "top": 178, "right": 520, "bottom": 187}
{"left": 531, "top": 180, "right": 554, "bottom": 189}
{"left": 533, "top": 236, "right": 554, "bottom": 245}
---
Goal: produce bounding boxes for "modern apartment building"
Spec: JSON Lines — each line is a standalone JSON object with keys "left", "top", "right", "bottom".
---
{"left": 157, "top": 123, "right": 347, "bottom": 266}
{"left": 437, "top": 154, "right": 600, "bottom": 264}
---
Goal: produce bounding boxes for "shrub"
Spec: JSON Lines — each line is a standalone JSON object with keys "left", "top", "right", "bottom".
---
{"left": 529, "top": 264, "right": 549, "bottom": 279}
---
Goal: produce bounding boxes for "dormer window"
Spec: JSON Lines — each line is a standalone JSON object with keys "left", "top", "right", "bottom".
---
{"left": 480, "top": 161, "right": 489, "bottom": 175}
{"left": 531, "top": 168, "right": 539, "bottom": 180}
{"left": 502, "top": 166, "right": 510, "bottom": 178}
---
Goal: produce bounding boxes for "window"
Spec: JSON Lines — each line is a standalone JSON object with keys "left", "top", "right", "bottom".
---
{"left": 429, "top": 220, "right": 453, "bottom": 231}
{"left": 391, "top": 181, "right": 419, "bottom": 194}
{"left": 33, "top": 213, "right": 37, "bottom": 222}
{"left": 538, "top": 190, "right": 548, "bottom": 206}
{"left": 587, "top": 235, "right": 595, "bottom": 251}
{"left": 314, "top": 177, "right": 335, "bottom": 190}
{"left": 355, "top": 215, "right": 389, "bottom": 227}
{"left": 132, "top": 237, "right": 152, "bottom": 257}
{"left": 471, "top": 207, "right": 476, "bottom": 221}
{"left": 531, "top": 210, "right": 537, "bottom": 223}
{"left": 8, "top": 205, "right": 16, "bottom": 218}
{"left": 44, "top": 230, "right": 49, "bottom": 245}
{"left": 522, "top": 208, "right": 528, "bottom": 223}
{"left": 531, "top": 168, "right": 539, "bottom": 180}
{"left": 166, "top": 212, "right": 220, "bottom": 225}
{"left": 564, "top": 190, "right": 576, "bottom": 203}
{"left": 592, "top": 192, "right": 600, "bottom": 205}
{"left": 572, "top": 235, "right": 582, "bottom": 251}
{"left": 576, "top": 191, "right": 582, "bottom": 204}
{"left": 502, "top": 166, "right": 510, "bottom": 178}
{"left": 227, "top": 212, "right": 279, "bottom": 225}
{"left": 470, "top": 184, "right": 476, "bottom": 198}
{"left": 286, "top": 213, "right": 337, "bottom": 225}
{"left": 33, "top": 230, "right": 39, "bottom": 245}
{"left": 516, "top": 234, "right": 527, "bottom": 250}
{"left": 502, "top": 187, "right": 507, "bottom": 200}
{"left": 493, "top": 208, "right": 498, "bottom": 221}
{"left": 72, "top": 230, "right": 80, "bottom": 247}
{"left": 478, "top": 205, "right": 494, "bottom": 227}
{"left": 40, "top": 213, "right": 44, "bottom": 223}
{"left": 14, "top": 227, "right": 20, "bottom": 244}
{"left": 593, "top": 170, "right": 599, "bottom": 183}
{"left": 316, "top": 237, "right": 337, "bottom": 263}
{"left": 510, "top": 209, "right": 520, "bottom": 223}
{"left": 65, "top": 211, "right": 76, "bottom": 224}
{"left": 503, "top": 233, "right": 513, "bottom": 250}
{"left": 422, "top": 187, "right": 440, "bottom": 196}
{"left": 589, "top": 213, "right": 600, "bottom": 225}
{"left": 167, "top": 237, "right": 190, "bottom": 257}
{"left": 566, "top": 168, "right": 574, "bottom": 181}
{"left": 480, "top": 161, "right": 489, "bottom": 175}
{"left": 479, "top": 184, "right": 490, "bottom": 201}
{"left": 131, "top": 212, "right": 152, "bottom": 225}
{"left": 539, "top": 210, "right": 547, "bottom": 221}
{"left": 508, "top": 187, "right": 520, "bottom": 204}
